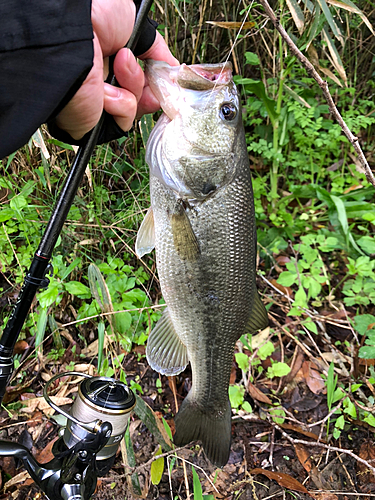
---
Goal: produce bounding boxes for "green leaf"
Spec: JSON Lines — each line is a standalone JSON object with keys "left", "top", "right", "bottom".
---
{"left": 0, "top": 208, "right": 14, "bottom": 222}
{"left": 228, "top": 385, "right": 245, "bottom": 409}
{"left": 88, "top": 264, "right": 113, "bottom": 313}
{"left": 305, "top": 2, "right": 321, "bottom": 49}
{"left": 123, "top": 425, "right": 142, "bottom": 496}
{"left": 357, "top": 236, "right": 375, "bottom": 255}
{"left": 354, "top": 315, "right": 375, "bottom": 336}
{"left": 245, "top": 52, "right": 260, "bottom": 65}
{"left": 10, "top": 195, "right": 27, "bottom": 211}
{"left": 308, "top": 278, "right": 322, "bottom": 299}
{"left": 139, "top": 114, "right": 155, "bottom": 147}
{"left": 316, "top": 0, "right": 344, "bottom": 45}
{"left": 326, "top": 362, "right": 337, "bottom": 409}
{"left": 330, "top": 195, "right": 364, "bottom": 254}
{"left": 267, "top": 362, "right": 291, "bottom": 378}
{"left": 327, "top": 0, "right": 374, "bottom": 35}
{"left": 269, "top": 407, "right": 285, "bottom": 424}
{"left": 283, "top": 84, "right": 311, "bottom": 108}
{"left": 192, "top": 466, "right": 203, "bottom": 500}
{"left": 335, "top": 415, "right": 345, "bottom": 430}
{"left": 235, "top": 352, "right": 249, "bottom": 372}
{"left": 285, "top": 0, "right": 305, "bottom": 34}
{"left": 364, "top": 413, "right": 375, "bottom": 427}
{"left": 294, "top": 287, "right": 308, "bottom": 308}
{"left": 234, "top": 77, "right": 278, "bottom": 125}
{"left": 321, "top": 26, "right": 347, "bottom": 83}
{"left": 133, "top": 395, "right": 173, "bottom": 451}
{"left": 151, "top": 446, "right": 164, "bottom": 486}
{"left": 35, "top": 307, "right": 48, "bottom": 354}
{"left": 257, "top": 341, "right": 274, "bottom": 361}
{"left": 332, "top": 427, "right": 341, "bottom": 439}
{"left": 242, "top": 401, "right": 252, "bottom": 413}
{"left": 277, "top": 271, "right": 297, "bottom": 287}
{"left": 162, "top": 417, "right": 173, "bottom": 441}
{"left": 38, "top": 282, "right": 60, "bottom": 308}
{"left": 114, "top": 311, "right": 132, "bottom": 335}
{"left": 60, "top": 257, "right": 82, "bottom": 281}
{"left": 359, "top": 345, "right": 375, "bottom": 359}
{"left": 343, "top": 398, "right": 357, "bottom": 419}
{"left": 304, "top": 319, "right": 318, "bottom": 334}
{"left": 64, "top": 281, "right": 91, "bottom": 299}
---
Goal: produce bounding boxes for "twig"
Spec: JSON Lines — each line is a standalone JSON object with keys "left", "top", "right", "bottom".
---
{"left": 257, "top": 0, "right": 375, "bottom": 187}
{"left": 269, "top": 418, "right": 375, "bottom": 477}
{"left": 305, "top": 398, "right": 344, "bottom": 429}
{"left": 310, "top": 491, "right": 375, "bottom": 497}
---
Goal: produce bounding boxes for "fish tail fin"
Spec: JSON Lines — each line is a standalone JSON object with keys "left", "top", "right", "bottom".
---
{"left": 174, "top": 395, "right": 231, "bottom": 468}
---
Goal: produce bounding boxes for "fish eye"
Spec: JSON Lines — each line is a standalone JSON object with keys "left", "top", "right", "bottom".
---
{"left": 220, "top": 103, "right": 237, "bottom": 121}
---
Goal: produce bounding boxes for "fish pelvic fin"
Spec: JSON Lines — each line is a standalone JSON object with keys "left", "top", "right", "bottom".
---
{"left": 174, "top": 395, "right": 232, "bottom": 468}
{"left": 171, "top": 201, "right": 200, "bottom": 261}
{"left": 135, "top": 207, "right": 155, "bottom": 258}
{"left": 246, "top": 291, "right": 269, "bottom": 334}
{"left": 146, "top": 308, "right": 188, "bottom": 376}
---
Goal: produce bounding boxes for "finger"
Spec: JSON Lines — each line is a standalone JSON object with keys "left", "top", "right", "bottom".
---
{"left": 113, "top": 48, "right": 144, "bottom": 103}
{"left": 138, "top": 32, "right": 179, "bottom": 66}
{"left": 103, "top": 86, "right": 138, "bottom": 132}
{"left": 55, "top": 34, "right": 104, "bottom": 140}
{"left": 91, "top": 0, "right": 136, "bottom": 56}
{"left": 136, "top": 85, "right": 162, "bottom": 118}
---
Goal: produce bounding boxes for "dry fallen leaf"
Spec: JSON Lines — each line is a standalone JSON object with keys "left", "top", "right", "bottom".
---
{"left": 206, "top": 21, "right": 255, "bottom": 30}
{"left": 81, "top": 337, "right": 109, "bottom": 357}
{"left": 357, "top": 441, "right": 375, "bottom": 484}
{"left": 311, "top": 493, "right": 338, "bottom": 500}
{"left": 285, "top": 347, "right": 305, "bottom": 383}
{"left": 294, "top": 443, "right": 313, "bottom": 472}
{"left": 21, "top": 396, "right": 72, "bottom": 416}
{"left": 250, "top": 468, "right": 313, "bottom": 496}
{"left": 252, "top": 327, "right": 271, "bottom": 349}
{"left": 34, "top": 436, "right": 59, "bottom": 464}
{"left": 248, "top": 382, "right": 272, "bottom": 404}
{"left": 302, "top": 361, "right": 326, "bottom": 395}
{"left": 13, "top": 340, "right": 29, "bottom": 354}
{"left": 282, "top": 423, "right": 324, "bottom": 442}
{"left": 4, "top": 471, "right": 31, "bottom": 491}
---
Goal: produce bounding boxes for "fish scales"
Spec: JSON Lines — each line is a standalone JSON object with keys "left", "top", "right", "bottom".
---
{"left": 136, "top": 60, "right": 268, "bottom": 467}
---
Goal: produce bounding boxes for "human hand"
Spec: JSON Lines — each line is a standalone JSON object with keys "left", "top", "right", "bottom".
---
{"left": 54, "top": 0, "right": 179, "bottom": 140}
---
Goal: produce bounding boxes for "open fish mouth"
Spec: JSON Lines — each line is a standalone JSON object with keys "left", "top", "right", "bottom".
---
{"left": 145, "top": 60, "right": 233, "bottom": 120}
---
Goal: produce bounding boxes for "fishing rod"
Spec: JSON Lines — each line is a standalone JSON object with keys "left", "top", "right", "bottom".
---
{"left": 0, "top": 0, "right": 153, "bottom": 498}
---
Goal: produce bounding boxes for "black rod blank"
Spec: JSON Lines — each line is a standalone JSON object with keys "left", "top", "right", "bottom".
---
{"left": 0, "top": 0, "right": 154, "bottom": 402}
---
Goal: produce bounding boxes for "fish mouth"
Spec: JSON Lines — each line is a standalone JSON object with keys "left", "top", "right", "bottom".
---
{"left": 145, "top": 60, "right": 233, "bottom": 120}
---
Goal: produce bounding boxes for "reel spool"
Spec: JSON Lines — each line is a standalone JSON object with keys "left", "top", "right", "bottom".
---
{"left": 44, "top": 372, "right": 136, "bottom": 462}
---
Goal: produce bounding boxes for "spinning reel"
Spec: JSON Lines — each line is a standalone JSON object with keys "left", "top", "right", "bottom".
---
{"left": 0, "top": 373, "right": 135, "bottom": 500}
{"left": 0, "top": 0, "right": 154, "bottom": 498}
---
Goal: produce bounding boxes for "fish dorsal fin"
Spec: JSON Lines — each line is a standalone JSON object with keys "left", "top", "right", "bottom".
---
{"left": 246, "top": 292, "right": 269, "bottom": 334}
{"left": 135, "top": 208, "right": 155, "bottom": 258}
{"left": 146, "top": 308, "right": 189, "bottom": 376}
{"left": 171, "top": 202, "right": 200, "bottom": 261}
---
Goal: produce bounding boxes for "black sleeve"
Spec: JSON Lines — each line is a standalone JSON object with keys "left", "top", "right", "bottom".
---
{"left": 0, "top": 1, "right": 158, "bottom": 159}
{"left": 0, "top": 1, "right": 94, "bottom": 160}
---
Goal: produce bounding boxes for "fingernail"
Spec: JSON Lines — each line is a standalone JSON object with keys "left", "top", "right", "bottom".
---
{"left": 104, "top": 85, "right": 121, "bottom": 98}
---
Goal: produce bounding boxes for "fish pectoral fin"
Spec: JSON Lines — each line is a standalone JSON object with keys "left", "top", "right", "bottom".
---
{"left": 135, "top": 207, "right": 155, "bottom": 258}
{"left": 246, "top": 292, "right": 269, "bottom": 334}
{"left": 171, "top": 202, "right": 200, "bottom": 261}
{"left": 146, "top": 308, "right": 188, "bottom": 376}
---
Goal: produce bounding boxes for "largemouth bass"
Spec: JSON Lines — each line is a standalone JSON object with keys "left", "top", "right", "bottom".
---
{"left": 136, "top": 60, "right": 268, "bottom": 467}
